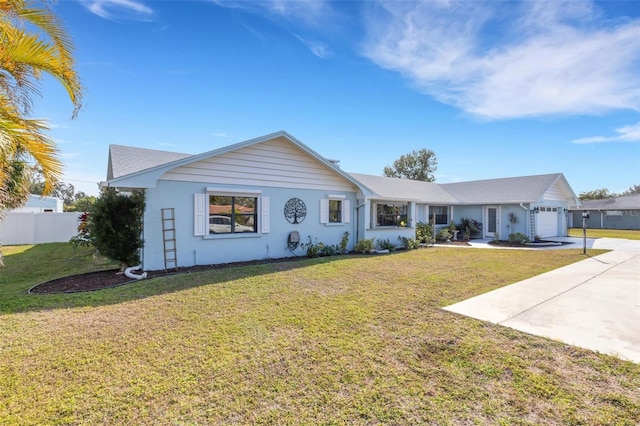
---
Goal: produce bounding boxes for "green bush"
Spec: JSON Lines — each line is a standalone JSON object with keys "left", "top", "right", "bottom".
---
{"left": 354, "top": 238, "right": 375, "bottom": 254}
{"left": 458, "top": 217, "right": 482, "bottom": 240}
{"left": 398, "top": 236, "right": 420, "bottom": 250}
{"left": 436, "top": 228, "right": 452, "bottom": 241}
{"left": 377, "top": 238, "right": 396, "bottom": 251}
{"left": 301, "top": 236, "right": 322, "bottom": 258}
{"left": 90, "top": 188, "right": 145, "bottom": 269}
{"left": 415, "top": 222, "right": 434, "bottom": 244}
{"left": 508, "top": 232, "right": 531, "bottom": 244}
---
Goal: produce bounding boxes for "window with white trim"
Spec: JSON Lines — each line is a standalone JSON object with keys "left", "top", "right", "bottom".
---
{"left": 194, "top": 190, "right": 269, "bottom": 237}
{"left": 209, "top": 195, "right": 257, "bottom": 234}
{"left": 320, "top": 196, "right": 350, "bottom": 224}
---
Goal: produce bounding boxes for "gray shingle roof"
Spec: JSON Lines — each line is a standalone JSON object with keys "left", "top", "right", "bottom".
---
{"left": 578, "top": 193, "right": 640, "bottom": 210}
{"left": 107, "top": 145, "right": 192, "bottom": 180}
{"left": 440, "top": 173, "right": 565, "bottom": 204}
{"left": 106, "top": 141, "right": 574, "bottom": 206}
{"left": 348, "top": 173, "right": 458, "bottom": 203}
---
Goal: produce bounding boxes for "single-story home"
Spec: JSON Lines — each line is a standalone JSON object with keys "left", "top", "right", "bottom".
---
{"left": 104, "top": 131, "right": 580, "bottom": 271}
{"left": 11, "top": 194, "right": 63, "bottom": 213}
{"left": 570, "top": 194, "right": 640, "bottom": 230}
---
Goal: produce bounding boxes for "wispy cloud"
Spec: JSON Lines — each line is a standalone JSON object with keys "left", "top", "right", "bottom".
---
{"left": 81, "top": 0, "right": 154, "bottom": 21}
{"left": 362, "top": 1, "right": 640, "bottom": 120}
{"left": 212, "top": 0, "right": 333, "bottom": 28}
{"left": 158, "top": 142, "right": 177, "bottom": 147}
{"left": 295, "top": 34, "right": 331, "bottom": 59}
{"left": 213, "top": 0, "right": 335, "bottom": 58}
{"left": 572, "top": 122, "right": 640, "bottom": 144}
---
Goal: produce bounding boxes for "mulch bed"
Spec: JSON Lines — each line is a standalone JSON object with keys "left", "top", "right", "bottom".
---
{"left": 29, "top": 257, "right": 302, "bottom": 294}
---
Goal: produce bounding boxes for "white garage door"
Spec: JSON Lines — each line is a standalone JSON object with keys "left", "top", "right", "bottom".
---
{"left": 537, "top": 207, "right": 558, "bottom": 237}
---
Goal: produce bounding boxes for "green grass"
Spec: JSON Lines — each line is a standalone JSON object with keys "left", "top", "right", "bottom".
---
{"left": 1, "top": 243, "right": 639, "bottom": 424}
{"left": 568, "top": 227, "right": 640, "bottom": 240}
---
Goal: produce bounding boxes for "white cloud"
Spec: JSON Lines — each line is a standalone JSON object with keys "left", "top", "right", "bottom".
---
{"left": 81, "top": 0, "right": 154, "bottom": 21}
{"left": 572, "top": 122, "right": 640, "bottom": 144}
{"left": 295, "top": 34, "right": 331, "bottom": 59}
{"left": 211, "top": 132, "right": 228, "bottom": 138}
{"left": 213, "top": 0, "right": 335, "bottom": 58}
{"left": 363, "top": 1, "right": 640, "bottom": 119}
{"left": 212, "top": 0, "right": 332, "bottom": 28}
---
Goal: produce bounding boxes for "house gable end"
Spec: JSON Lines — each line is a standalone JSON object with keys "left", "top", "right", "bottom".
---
{"left": 161, "top": 136, "right": 359, "bottom": 191}
{"left": 107, "top": 131, "right": 366, "bottom": 193}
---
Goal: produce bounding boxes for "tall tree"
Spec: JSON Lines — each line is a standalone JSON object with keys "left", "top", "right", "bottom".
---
{"left": 0, "top": 0, "right": 83, "bottom": 211}
{"left": 383, "top": 148, "right": 438, "bottom": 182}
{"left": 578, "top": 188, "right": 616, "bottom": 200}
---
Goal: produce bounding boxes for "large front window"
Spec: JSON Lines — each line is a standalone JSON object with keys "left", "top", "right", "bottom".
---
{"left": 209, "top": 195, "right": 257, "bottom": 234}
{"left": 376, "top": 203, "right": 408, "bottom": 227}
{"left": 429, "top": 206, "right": 448, "bottom": 225}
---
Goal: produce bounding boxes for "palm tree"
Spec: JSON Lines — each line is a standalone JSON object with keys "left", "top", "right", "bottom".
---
{"left": 0, "top": 0, "right": 83, "bottom": 211}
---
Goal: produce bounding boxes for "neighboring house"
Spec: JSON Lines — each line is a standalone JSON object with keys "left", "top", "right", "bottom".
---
{"left": 570, "top": 194, "right": 640, "bottom": 230}
{"left": 11, "top": 194, "right": 63, "bottom": 213}
{"left": 104, "top": 131, "right": 580, "bottom": 271}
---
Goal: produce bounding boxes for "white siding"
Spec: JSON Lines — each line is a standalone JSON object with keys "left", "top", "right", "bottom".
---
{"left": 160, "top": 137, "right": 356, "bottom": 192}
{"left": 543, "top": 181, "right": 569, "bottom": 202}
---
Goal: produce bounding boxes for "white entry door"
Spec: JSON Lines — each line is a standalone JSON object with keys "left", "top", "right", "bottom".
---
{"left": 485, "top": 206, "right": 500, "bottom": 238}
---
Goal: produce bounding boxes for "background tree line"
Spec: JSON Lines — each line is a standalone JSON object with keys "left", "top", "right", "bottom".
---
{"left": 579, "top": 184, "right": 640, "bottom": 200}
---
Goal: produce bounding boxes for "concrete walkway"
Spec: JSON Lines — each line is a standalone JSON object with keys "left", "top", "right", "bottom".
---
{"left": 444, "top": 237, "right": 640, "bottom": 363}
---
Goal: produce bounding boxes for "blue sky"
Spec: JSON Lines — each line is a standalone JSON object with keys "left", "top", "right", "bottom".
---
{"left": 36, "top": 0, "right": 639, "bottom": 197}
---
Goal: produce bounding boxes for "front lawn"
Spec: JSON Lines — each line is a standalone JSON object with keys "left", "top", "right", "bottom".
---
{"left": 569, "top": 227, "right": 640, "bottom": 240}
{"left": 1, "top": 243, "right": 638, "bottom": 424}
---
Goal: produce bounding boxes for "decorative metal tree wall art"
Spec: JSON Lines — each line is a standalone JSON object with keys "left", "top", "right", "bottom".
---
{"left": 284, "top": 198, "right": 307, "bottom": 224}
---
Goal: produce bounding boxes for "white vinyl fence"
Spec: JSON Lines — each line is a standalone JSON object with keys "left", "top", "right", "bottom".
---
{"left": 0, "top": 212, "right": 81, "bottom": 245}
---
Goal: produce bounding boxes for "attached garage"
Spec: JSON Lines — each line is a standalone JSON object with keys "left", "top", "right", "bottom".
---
{"left": 537, "top": 207, "right": 559, "bottom": 237}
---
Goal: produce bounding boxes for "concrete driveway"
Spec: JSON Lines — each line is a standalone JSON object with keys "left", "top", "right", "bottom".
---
{"left": 444, "top": 237, "right": 640, "bottom": 363}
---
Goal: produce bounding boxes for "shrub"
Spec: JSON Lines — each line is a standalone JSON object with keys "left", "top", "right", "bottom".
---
{"left": 354, "top": 238, "right": 375, "bottom": 254}
{"left": 398, "top": 236, "right": 420, "bottom": 250}
{"left": 377, "top": 238, "right": 396, "bottom": 251}
{"left": 90, "top": 188, "right": 145, "bottom": 270}
{"left": 508, "top": 232, "right": 531, "bottom": 244}
{"left": 70, "top": 211, "right": 94, "bottom": 249}
{"left": 301, "top": 236, "right": 322, "bottom": 258}
{"left": 319, "top": 244, "right": 340, "bottom": 257}
{"left": 458, "top": 217, "right": 482, "bottom": 240}
{"left": 436, "top": 228, "right": 452, "bottom": 241}
{"left": 415, "top": 222, "right": 434, "bottom": 244}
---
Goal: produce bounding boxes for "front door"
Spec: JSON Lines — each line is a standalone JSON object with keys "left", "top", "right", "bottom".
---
{"left": 485, "top": 206, "right": 500, "bottom": 238}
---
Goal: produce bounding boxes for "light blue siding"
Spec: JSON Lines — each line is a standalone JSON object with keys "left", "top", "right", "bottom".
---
{"left": 451, "top": 206, "right": 483, "bottom": 226}
{"left": 142, "top": 180, "right": 357, "bottom": 270}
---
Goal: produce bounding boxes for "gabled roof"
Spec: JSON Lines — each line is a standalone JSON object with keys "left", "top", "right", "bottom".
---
{"left": 440, "top": 173, "right": 576, "bottom": 204}
{"left": 105, "top": 132, "right": 577, "bottom": 206}
{"left": 577, "top": 193, "right": 640, "bottom": 210}
{"left": 349, "top": 173, "right": 458, "bottom": 203}
{"left": 107, "top": 145, "right": 191, "bottom": 180}
{"left": 106, "top": 131, "right": 371, "bottom": 193}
